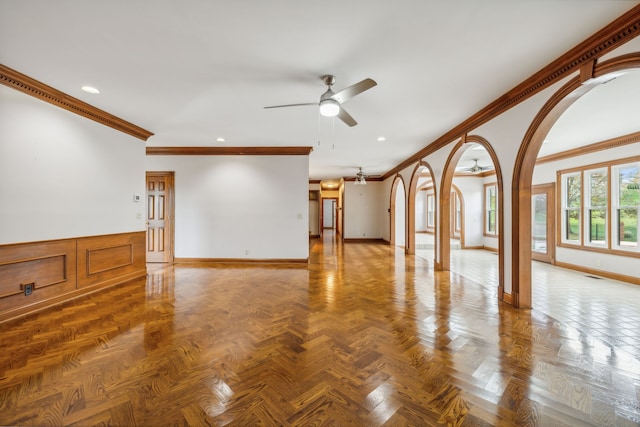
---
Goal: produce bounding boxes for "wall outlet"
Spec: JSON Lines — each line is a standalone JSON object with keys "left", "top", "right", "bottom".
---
{"left": 245, "top": 249, "right": 250, "bottom": 255}
{"left": 21, "top": 282, "right": 34, "bottom": 296}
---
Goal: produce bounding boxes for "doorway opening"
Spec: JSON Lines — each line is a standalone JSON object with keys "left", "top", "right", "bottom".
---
{"left": 321, "top": 198, "right": 338, "bottom": 231}
{"left": 146, "top": 171, "right": 175, "bottom": 263}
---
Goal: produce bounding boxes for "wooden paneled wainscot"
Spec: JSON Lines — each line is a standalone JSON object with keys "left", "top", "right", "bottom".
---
{"left": 0, "top": 232, "right": 146, "bottom": 322}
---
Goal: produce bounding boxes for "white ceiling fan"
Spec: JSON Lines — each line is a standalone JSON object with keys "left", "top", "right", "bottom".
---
{"left": 461, "top": 159, "right": 493, "bottom": 174}
{"left": 264, "top": 75, "right": 377, "bottom": 127}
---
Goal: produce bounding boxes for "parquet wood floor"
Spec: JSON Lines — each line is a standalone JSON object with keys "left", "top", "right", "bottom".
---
{"left": 2, "top": 233, "right": 640, "bottom": 426}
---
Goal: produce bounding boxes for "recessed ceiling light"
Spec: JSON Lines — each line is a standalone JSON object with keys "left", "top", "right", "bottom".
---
{"left": 216, "top": 137, "right": 225, "bottom": 143}
{"left": 377, "top": 136, "right": 386, "bottom": 142}
{"left": 81, "top": 86, "right": 100, "bottom": 94}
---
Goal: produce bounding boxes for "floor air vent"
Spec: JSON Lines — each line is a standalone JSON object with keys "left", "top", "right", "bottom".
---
{"left": 586, "top": 275, "right": 603, "bottom": 280}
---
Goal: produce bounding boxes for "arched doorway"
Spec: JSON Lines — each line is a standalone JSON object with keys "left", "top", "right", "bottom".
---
{"left": 512, "top": 54, "right": 640, "bottom": 308}
{"left": 407, "top": 161, "right": 437, "bottom": 257}
{"left": 390, "top": 175, "right": 407, "bottom": 249}
{"left": 439, "top": 135, "right": 505, "bottom": 298}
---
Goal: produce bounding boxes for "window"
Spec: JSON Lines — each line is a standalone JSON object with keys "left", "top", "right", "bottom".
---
{"left": 450, "top": 188, "right": 462, "bottom": 238}
{"left": 559, "top": 157, "right": 639, "bottom": 256}
{"left": 585, "top": 168, "right": 607, "bottom": 247}
{"left": 561, "top": 173, "right": 581, "bottom": 244}
{"left": 454, "top": 192, "right": 462, "bottom": 235}
{"left": 613, "top": 162, "right": 640, "bottom": 251}
{"left": 484, "top": 183, "right": 498, "bottom": 236}
{"left": 426, "top": 193, "right": 435, "bottom": 229}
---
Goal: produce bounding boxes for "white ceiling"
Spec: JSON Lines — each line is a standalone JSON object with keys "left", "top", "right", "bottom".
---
{"left": 1, "top": 1, "right": 638, "bottom": 180}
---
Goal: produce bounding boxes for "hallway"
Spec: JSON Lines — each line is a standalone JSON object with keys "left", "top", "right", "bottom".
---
{"left": 1, "top": 234, "right": 639, "bottom": 425}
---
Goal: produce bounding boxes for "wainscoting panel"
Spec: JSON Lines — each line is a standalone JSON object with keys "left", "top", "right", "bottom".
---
{"left": 0, "top": 239, "right": 77, "bottom": 319}
{"left": 0, "top": 232, "right": 146, "bottom": 323}
{"left": 77, "top": 232, "right": 146, "bottom": 289}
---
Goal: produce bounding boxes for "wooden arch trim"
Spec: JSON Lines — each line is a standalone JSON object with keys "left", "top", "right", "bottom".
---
{"left": 439, "top": 135, "right": 504, "bottom": 288}
{"left": 0, "top": 64, "right": 154, "bottom": 141}
{"left": 407, "top": 161, "right": 437, "bottom": 256}
{"left": 389, "top": 174, "right": 407, "bottom": 248}
{"left": 511, "top": 53, "right": 640, "bottom": 309}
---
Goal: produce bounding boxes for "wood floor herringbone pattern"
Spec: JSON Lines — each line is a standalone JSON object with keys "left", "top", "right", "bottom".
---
{"left": 1, "top": 234, "right": 640, "bottom": 426}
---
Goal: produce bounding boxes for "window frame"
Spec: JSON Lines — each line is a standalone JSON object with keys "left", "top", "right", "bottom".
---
{"left": 583, "top": 167, "right": 608, "bottom": 248}
{"left": 612, "top": 161, "right": 640, "bottom": 252}
{"left": 426, "top": 191, "right": 435, "bottom": 231}
{"left": 483, "top": 182, "right": 498, "bottom": 237}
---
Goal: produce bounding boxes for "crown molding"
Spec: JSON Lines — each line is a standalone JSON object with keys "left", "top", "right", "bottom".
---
{"left": 0, "top": 64, "right": 153, "bottom": 141}
{"left": 536, "top": 131, "right": 640, "bottom": 164}
{"left": 383, "top": 5, "right": 640, "bottom": 180}
{"left": 146, "top": 146, "right": 313, "bottom": 156}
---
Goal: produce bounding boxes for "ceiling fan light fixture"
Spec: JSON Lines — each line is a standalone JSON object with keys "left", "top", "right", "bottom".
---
{"left": 319, "top": 99, "right": 340, "bottom": 117}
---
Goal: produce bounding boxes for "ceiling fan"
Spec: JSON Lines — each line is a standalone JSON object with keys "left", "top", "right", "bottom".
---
{"left": 354, "top": 167, "right": 367, "bottom": 185}
{"left": 462, "top": 159, "right": 492, "bottom": 174}
{"left": 264, "top": 75, "right": 377, "bottom": 127}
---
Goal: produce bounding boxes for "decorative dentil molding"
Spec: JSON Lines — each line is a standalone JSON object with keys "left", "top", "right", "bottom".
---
{"left": 0, "top": 64, "right": 153, "bottom": 141}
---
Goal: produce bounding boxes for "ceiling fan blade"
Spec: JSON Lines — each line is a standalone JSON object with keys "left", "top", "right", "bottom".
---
{"left": 331, "top": 78, "right": 377, "bottom": 104}
{"left": 337, "top": 107, "right": 357, "bottom": 127}
{"left": 264, "top": 102, "right": 317, "bottom": 109}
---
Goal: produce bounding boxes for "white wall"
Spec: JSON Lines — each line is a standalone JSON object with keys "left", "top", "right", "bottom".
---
{"left": 343, "top": 181, "right": 384, "bottom": 239}
{"left": 415, "top": 190, "right": 427, "bottom": 231}
{"left": 145, "top": 154, "right": 309, "bottom": 260}
{"left": 0, "top": 86, "right": 146, "bottom": 244}
{"left": 453, "top": 176, "right": 484, "bottom": 247}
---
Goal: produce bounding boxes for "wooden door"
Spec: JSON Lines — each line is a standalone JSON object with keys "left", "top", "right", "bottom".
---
{"left": 531, "top": 183, "right": 555, "bottom": 264}
{"left": 146, "top": 172, "right": 174, "bottom": 263}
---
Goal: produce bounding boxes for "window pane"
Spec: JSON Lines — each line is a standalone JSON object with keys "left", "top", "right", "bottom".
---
{"left": 566, "top": 209, "right": 580, "bottom": 241}
{"left": 589, "top": 209, "right": 606, "bottom": 244}
{"left": 485, "top": 184, "right": 497, "bottom": 235}
{"left": 488, "top": 211, "right": 495, "bottom": 233}
{"left": 532, "top": 194, "right": 547, "bottom": 253}
{"left": 618, "top": 208, "right": 638, "bottom": 247}
{"left": 619, "top": 165, "right": 640, "bottom": 207}
{"left": 427, "top": 195, "right": 434, "bottom": 227}
{"left": 589, "top": 171, "right": 607, "bottom": 207}
{"left": 489, "top": 187, "right": 496, "bottom": 210}
{"left": 566, "top": 175, "right": 581, "bottom": 208}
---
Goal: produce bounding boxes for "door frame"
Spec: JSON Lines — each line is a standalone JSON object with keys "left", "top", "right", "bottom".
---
{"left": 146, "top": 171, "right": 175, "bottom": 263}
{"left": 321, "top": 197, "right": 338, "bottom": 233}
{"left": 531, "top": 183, "right": 555, "bottom": 264}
